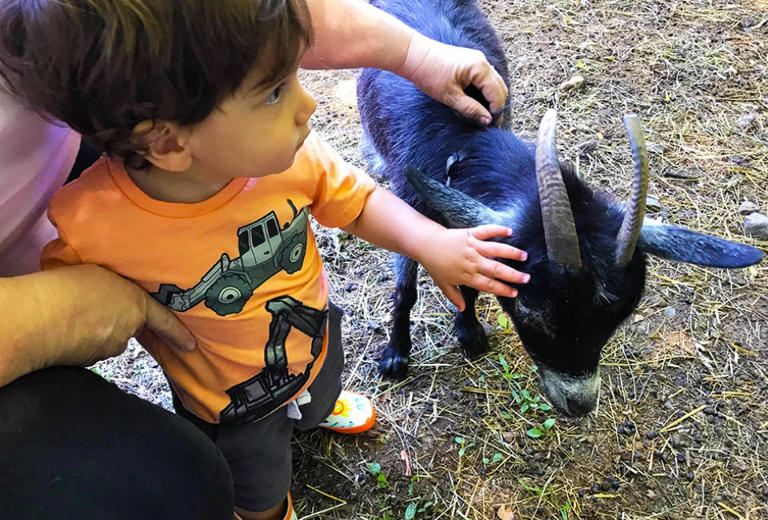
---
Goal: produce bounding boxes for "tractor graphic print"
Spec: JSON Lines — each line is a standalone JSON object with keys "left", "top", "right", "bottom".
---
{"left": 151, "top": 200, "right": 309, "bottom": 316}
{"left": 219, "top": 295, "right": 327, "bottom": 423}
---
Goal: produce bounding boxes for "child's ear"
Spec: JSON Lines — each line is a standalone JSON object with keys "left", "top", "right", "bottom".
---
{"left": 131, "top": 120, "right": 193, "bottom": 172}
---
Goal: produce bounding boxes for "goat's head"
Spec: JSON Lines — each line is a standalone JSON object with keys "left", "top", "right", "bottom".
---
{"left": 406, "top": 110, "right": 763, "bottom": 417}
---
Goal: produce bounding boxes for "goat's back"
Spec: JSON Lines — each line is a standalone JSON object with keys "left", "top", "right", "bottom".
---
{"left": 358, "top": 0, "right": 512, "bottom": 194}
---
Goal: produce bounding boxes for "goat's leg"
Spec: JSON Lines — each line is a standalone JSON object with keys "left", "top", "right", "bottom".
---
{"left": 455, "top": 286, "right": 490, "bottom": 360}
{"left": 379, "top": 254, "right": 418, "bottom": 380}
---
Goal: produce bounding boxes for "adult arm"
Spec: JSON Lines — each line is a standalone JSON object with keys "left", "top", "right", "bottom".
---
{"left": 342, "top": 186, "right": 530, "bottom": 311}
{"left": 0, "top": 265, "right": 195, "bottom": 387}
{"left": 302, "top": 0, "right": 508, "bottom": 125}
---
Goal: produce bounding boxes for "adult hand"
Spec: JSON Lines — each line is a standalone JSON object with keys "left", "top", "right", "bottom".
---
{"left": 416, "top": 224, "right": 530, "bottom": 311}
{"left": 398, "top": 33, "right": 508, "bottom": 126}
{"left": 0, "top": 264, "right": 195, "bottom": 387}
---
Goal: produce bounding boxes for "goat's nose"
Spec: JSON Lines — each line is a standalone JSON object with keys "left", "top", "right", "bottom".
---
{"left": 566, "top": 397, "right": 594, "bottom": 417}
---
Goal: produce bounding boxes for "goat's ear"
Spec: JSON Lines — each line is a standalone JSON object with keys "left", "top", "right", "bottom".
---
{"left": 638, "top": 219, "right": 763, "bottom": 268}
{"left": 405, "top": 166, "right": 508, "bottom": 228}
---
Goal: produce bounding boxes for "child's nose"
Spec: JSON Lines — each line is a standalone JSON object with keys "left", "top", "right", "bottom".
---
{"left": 296, "top": 86, "right": 317, "bottom": 126}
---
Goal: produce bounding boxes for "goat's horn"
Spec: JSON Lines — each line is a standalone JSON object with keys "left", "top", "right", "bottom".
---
{"left": 536, "top": 109, "right": 582, "bottom": 270}
{"left": 615, "top": 114, "right": 649, "bottom": 266}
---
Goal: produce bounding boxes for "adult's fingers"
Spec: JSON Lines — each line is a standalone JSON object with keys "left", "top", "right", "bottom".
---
{"left": 462, "top": 56, "right": 507, "bottom": 117}
{"left": 450, "top": 90, "right": 493, "bottom": 125}
{"left": 475, "top": 64, "right": 508, "bottom": 115}
{"left": 143, "top": 295, "right": 196, "bottom": 353}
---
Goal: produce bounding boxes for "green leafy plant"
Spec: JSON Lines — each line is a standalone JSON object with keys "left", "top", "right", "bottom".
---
{"left": 526, "top": 418, "right": 556, "bottom": 439}
{"left": 517, "top": 477, "right": 545, "bottom": 496}
{"left": 482, "top": 452, "right": 503, "bottom": 466}
{"left": 366, "top": 462, "right": 389, "bottom": 489}
{"left": 497, "top": 355, "right": 552, "bottom": 415}
{"left": 454, "top": 436, "right": 474, "bottom": 457}
{"left": 496, "top": 311, "right": 513, "bottom": 333}
{"left": 560, "top": 501, "right": 572, "bottom": 520}
{"left": 519, "top": 390, "right": 553, "bottom": 414}
{"left": 403, "top": 500, "right": 432, "bottom": 520}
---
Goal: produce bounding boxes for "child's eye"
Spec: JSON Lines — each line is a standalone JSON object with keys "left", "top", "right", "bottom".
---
{"left": 265, "top": 84, "right": 284, "bottom": 105}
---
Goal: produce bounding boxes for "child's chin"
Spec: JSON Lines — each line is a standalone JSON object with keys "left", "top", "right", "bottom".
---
{"left": 252, "top": 159, "right": 295, "bottom": 177}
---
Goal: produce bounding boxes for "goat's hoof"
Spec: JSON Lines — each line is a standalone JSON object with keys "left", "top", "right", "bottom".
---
{"left": 378, "top": 346, "right": 409, "bottom": 381}
{"left": 457, "top": 321, "right": 491, "bottom": 360}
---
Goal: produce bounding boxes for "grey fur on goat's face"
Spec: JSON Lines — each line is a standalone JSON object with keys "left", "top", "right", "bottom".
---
{"left": 497, "top": 252, "right": 646, "bottom": 416}
{"left": 538, "top": 366, "right": 601, "bottom": 417}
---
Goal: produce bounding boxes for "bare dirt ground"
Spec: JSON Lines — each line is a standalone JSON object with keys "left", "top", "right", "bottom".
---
{"left": 96, "top": 0, "right": 768, "bottom": 518}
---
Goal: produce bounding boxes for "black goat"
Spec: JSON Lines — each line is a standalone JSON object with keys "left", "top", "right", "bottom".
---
{"left": 357, "top": 0, "right": 763, "bottom": 416}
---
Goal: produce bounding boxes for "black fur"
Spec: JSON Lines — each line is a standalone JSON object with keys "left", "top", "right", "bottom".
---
{"left": 358, "top": 0, "right": 762, "bottom": 396}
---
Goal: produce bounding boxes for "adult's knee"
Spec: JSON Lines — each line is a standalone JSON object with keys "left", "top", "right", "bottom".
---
{"left": 0, "top": 366, "right": 233, "bottom": 519}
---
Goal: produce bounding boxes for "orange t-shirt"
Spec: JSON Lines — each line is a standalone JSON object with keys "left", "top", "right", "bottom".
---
{"left": 41, "top": 133, "right": 376, "bottom": 423}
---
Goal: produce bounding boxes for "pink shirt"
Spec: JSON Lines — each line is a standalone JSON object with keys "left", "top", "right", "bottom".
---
{"left": 0, "top": 90, "right": 80, "bottom": 276}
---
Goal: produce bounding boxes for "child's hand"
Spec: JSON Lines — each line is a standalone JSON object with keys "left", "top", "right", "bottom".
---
{"left": 416, "top": 224, "right": 529, "bottom": 311}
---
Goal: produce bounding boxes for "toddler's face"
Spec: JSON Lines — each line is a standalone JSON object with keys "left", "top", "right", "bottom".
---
{"left": 186, "top": 67, "right": 317, "bottom": 180}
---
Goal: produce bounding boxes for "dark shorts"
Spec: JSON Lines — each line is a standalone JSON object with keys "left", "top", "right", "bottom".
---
{"left": 171, "top": 302, "right": 345, "bottom": 512}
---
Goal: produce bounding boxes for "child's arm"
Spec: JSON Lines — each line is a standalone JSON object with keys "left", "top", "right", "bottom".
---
{"left": 341, "top": 186, "right": 529, "bottom": 311}
{"left": 302, "top": 0, "right": 506, "bottom": 126}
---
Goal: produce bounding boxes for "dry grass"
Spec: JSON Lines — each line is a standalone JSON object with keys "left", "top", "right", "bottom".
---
{"left": 95, "top": 0, "right": 767, "bottom": 518}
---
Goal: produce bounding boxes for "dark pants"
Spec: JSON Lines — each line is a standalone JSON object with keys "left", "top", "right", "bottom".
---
{"left": 0, "top": 366, "right": 234, "bottom": 519}
{"left": 172, "top": 303, "right": 345, "bottom": 512}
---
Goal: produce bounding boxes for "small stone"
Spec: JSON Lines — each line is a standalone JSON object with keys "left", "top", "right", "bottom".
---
{"left": 646, "top": 195, "right": 662, "bottom": 211}
{"left": 559, "top": 75, "right": 585, "bottom": 91}
{"left": 687, "top": 471, "right": 695, "bottom": 481}
{"left": 728, "top": 155, "right": 747, "bottom": 165}
{"left": 676, "top": 452, "right": 686, "bottom": 463}
{"left": 646, "top": 143, "right": 665, "bottom": 154}
{"left": 663, "top": 306, "right": 676, "bottom": 318}
{"left": 739, "top": 201, "right": 760, "bottom": 215}
{"left": 744, "top": 213, "right": 768, "bottom": 240}
{"left": 344, "top": 282, "right": 357, "bottom": 292}
{"left": 741, "top": 17, "right": 758, "bottom": 29}
{"left": 736, "top": 113, "right": 758, "bottom": 131}
{"left": 646, "top": 430, "right": 660, "bottom": 440}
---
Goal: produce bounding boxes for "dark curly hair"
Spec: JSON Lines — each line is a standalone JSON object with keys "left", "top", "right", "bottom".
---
{"left": 0, "top": 0, "right": 312, "bottom": 168}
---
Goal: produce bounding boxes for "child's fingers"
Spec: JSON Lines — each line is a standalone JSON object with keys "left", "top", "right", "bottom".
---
{"left": 466, "top": 274, "right": 519, "bottom": 299}
{"left": 437, "top": 282, "right": 466, "bottom": 311}
{"left": 470, "top": 235, "right": 528, "bottom": 262}
{"left": 476, "top": 257, "right": 530, "bottom": 285}
{"left": 468, "top": 224, "right": 513, "bottom": 241}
